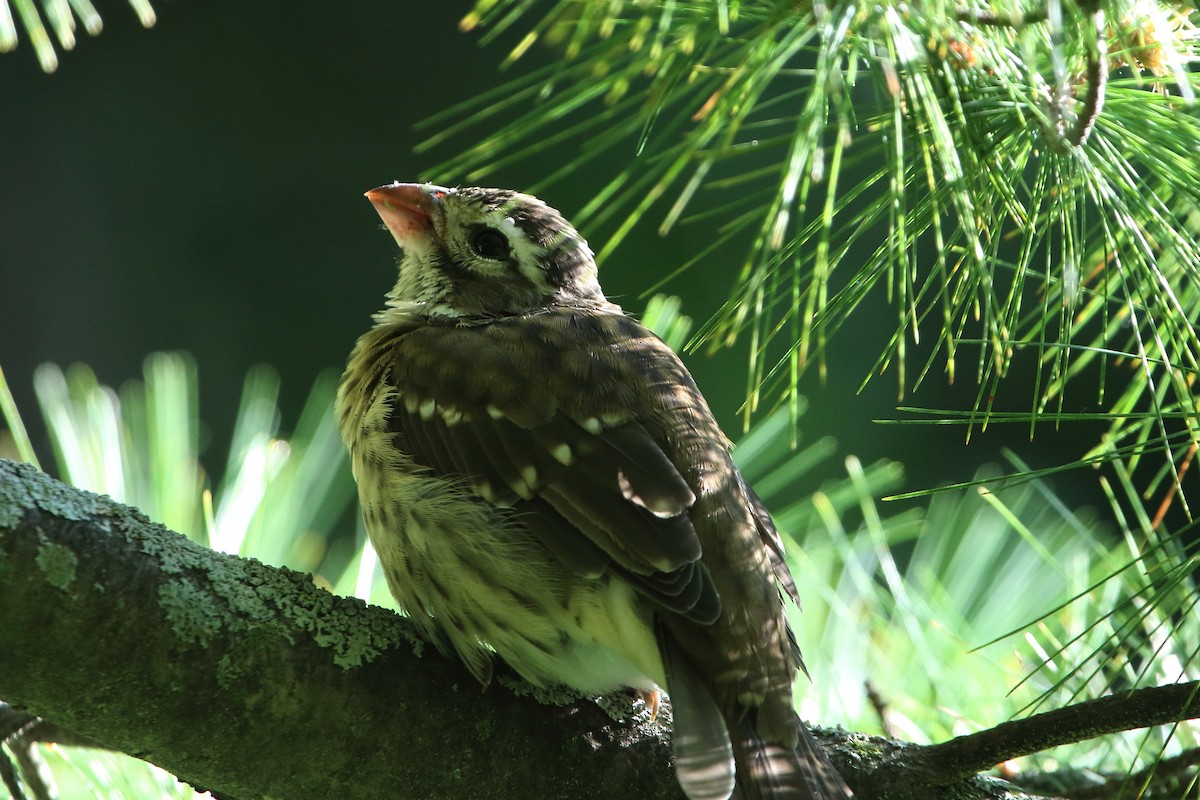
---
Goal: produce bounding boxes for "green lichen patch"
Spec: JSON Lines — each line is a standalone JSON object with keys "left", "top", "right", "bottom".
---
{"left": 312, "top": 606, "right": 399, "bottom": 669}
{"left": 35, "top": 533, "right": 78, "bottom": 591}
{"left": 216, "top": 653, "right": 242, "bottom": 689}
{"left": 0, "top": 466, "right": 25, "bottom": 529}
{"left": 0, "top": 459, "right": 97, "bottom": 523}
{"left": 128, "top": 515, "right": 211, "bottom": 576}
{"left": 158, "top": 578, "right": 223, "bottom": 646}
{"left": 0, "top": 509, "right": 15, "bottom": 534}
{"left": 206, "top": 563, "right": 295, "bottom": 647}
{"left": 211, "top": 558, "right": 419, "bottom": 670}
{"left": 595, "top": 691, "right": 651, "bottom": 724}
{"left": 282, "top": 579, "right": 419, "bottom": 669}
{"left": 496, "top": 674, "right": 586, "bottom": 707}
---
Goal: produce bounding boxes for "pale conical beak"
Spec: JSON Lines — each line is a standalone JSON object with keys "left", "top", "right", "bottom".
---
{"left": 364, "top": 183, "right": 450, "bottom": 247}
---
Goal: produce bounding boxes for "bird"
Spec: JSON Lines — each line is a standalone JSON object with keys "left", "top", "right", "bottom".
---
{"left": 336, "top": 181, "right": 853, "bottom": 800}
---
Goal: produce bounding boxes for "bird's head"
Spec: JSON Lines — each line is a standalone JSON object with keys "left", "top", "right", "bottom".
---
{"left": 366, "top": 182, "right": 606, "bottom": 319}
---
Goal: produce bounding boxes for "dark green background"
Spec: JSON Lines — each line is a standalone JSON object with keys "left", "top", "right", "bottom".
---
{"left": 1, "top": 1, "right": 1101, "bottom": 512}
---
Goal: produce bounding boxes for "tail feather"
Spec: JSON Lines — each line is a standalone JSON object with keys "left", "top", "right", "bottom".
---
{"left": 731, "top": 711, "right": 853, "bottom": 800}
{"left": 662, "top": 634, "right": 852, "bottom": 800}
{"left": 663, "top": 636, "right": 737, "bottom": 800}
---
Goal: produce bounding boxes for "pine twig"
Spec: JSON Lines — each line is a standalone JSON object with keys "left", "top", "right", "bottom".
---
{"left": 1069, "top": 0, "right": 1108, "bottom": 147}
{"left": 1061, "top": 745, "right": 1200, "bottom": 799}
{"left": 911, "top": 681, "right": 1200, "bottom": 784}
{"left": 955, "top": 6, "right": 1048, "bottom": 26}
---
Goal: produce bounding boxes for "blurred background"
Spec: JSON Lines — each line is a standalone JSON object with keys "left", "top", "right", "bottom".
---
{"left": 0, "top": 0, "right": 1107, "bottom": 512}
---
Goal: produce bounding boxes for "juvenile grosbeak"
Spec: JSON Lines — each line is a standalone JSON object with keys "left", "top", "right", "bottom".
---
{"left": 337, "top": 182, "right": 852, "bottom": 800}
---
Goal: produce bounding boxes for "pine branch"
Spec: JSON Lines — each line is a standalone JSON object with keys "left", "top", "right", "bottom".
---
{"left": 441, "top": 0, "right": 1200, "bottom": 497}
{"left": 0, "top": 0, "right": 156, "bottom": 73}
{"left": 910, "top": 681, "right": 1200, "bottom": 783}
{"left": 1064, "top": 745, "right": 1200, "bottom": 799}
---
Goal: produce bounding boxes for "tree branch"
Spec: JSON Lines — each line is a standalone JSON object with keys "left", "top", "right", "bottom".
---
{"left": 909, "top": 681, "right": 1200, "bottom": 785}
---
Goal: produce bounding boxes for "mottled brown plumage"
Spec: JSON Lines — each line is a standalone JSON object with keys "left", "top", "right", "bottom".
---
{"left": 337, "top": 182, "right": 851, "bottom": 800}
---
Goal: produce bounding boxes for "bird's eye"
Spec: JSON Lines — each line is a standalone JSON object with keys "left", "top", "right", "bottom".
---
{"left": 468, "top": 226, "right": 511, "bottom": 261}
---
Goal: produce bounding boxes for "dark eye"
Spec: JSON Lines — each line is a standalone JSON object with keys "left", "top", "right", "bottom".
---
{"left": 468, "top": 226, "right": 511, "bottom": 261}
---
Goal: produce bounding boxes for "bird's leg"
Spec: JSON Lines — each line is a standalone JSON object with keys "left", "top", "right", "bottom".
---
{"left": 638, "top": 689, "right": 661, "bottom": 722}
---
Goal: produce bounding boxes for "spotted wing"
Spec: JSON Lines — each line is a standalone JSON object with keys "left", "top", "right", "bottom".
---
{"left": 384, "top": 309, "right": 721, "bottom": 623}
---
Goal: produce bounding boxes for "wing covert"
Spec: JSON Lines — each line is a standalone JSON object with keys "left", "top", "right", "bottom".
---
{"left": 385, "top": 311, "right": 720, "bottom": 623}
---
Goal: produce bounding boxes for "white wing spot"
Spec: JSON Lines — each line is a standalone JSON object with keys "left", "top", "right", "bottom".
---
{"left": 581, "top": 417, "right": 603, "bottom": 435}
{"left": 618, "top": 469, "right": 635, "bottom": 501}
{"left": 520, "top": 464, "right": 538, "bottom": 488}
{"left": 619, "top": 469, "right": 677, "bottom": 519}
{"left": 550, "top": 443, "right": 573, "bottom": 465}
{"left": 419, "top": 399, "right": 437, "bottom": 421}
{"left": 486, "top": 404, "right": 506, "bottom": 420}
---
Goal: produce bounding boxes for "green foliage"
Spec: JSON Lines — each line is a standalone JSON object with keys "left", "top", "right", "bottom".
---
{"left": 640, "top": 292, "right": 695, "bottom": 350}
{"left": 0, "top": 365, "right": 36, "bottom": 466}
{"left": 433, "top": 0, "right": 1200, "bottom": 506}
{"left": 36, "top": 745, "right": 195, "bottom": 800}
{"left": 26, "top": 354, "right": 357, "bottom": 574}
{"left": 0, "top": 0, "right": 155, "bottom": 72}
{"left": 33, "top": 354, "right": 205, "bottom": 540}
{"left": 741, "top": 403, "right": 1200, "bottom": 782}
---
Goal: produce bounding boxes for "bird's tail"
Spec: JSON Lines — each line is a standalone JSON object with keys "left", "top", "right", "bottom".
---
{"left": 729, "top": 710, "right": 853, "bottom": 800}
{"left": 663, "top": 635, "right": 852, "bottom": 800}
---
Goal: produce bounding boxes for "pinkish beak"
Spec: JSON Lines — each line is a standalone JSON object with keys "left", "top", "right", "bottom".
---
{"left": 364, "top": 183, "right": 449, "bottom": 247}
